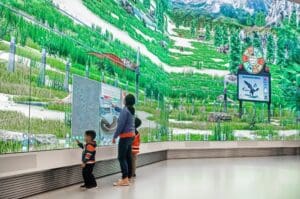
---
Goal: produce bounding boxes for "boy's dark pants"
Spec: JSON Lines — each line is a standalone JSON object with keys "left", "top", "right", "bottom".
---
{"left": 118, "top": 137, "right": 134, "bottom": 179}
{"left": 82, "top": 164, "right": 97, "bottom": 187}
{"left": 132, "top": 154, "right": 137, "bottom": 176}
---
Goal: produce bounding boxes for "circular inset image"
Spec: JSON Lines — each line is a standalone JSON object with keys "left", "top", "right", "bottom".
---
{"left": 242, "top": 47, "right": 265, "bottom": 74}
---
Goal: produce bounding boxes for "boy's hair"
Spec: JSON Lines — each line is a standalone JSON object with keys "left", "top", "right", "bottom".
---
{"left": 85, "top": 130, "right": 96, "bottom": 140}
{"left": 135, "top": 117, "right": 142, "bottom": 128}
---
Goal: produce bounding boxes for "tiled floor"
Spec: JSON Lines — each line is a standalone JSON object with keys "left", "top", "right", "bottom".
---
{"left": 28, "top": 156, "right": 300, "bottom": 199}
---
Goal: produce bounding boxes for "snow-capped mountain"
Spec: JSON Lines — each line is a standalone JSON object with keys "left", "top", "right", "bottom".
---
{"left": 266, "top": 0, "right": 299, "bottom": 25}
{"left": 172, "top": 0, "right": 299, "bottom": 24}
{"left": 172, "top": 0, "right": 271, "bottom": 14}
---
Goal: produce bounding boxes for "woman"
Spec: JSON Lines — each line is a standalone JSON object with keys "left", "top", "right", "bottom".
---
{"left": 112, "top": 94, "right": 135, "bottom": 186}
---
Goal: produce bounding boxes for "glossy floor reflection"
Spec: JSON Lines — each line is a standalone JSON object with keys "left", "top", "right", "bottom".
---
{"left": 28, "top": 156, "right": 300, "bottom": 199}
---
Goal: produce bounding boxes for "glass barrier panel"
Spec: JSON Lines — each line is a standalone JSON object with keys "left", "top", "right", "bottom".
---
{"left": 0, "top": 0, "right": 300, "bottom": 155}
{"left": 28, "top": 53, "right": 72, "bottom": 151}
{"left": 0, "top": 37, "right": 30, "bottom": 154}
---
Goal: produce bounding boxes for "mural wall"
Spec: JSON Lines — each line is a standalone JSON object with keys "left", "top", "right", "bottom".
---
{"left": 0, "top": 0, "right": 299, "bottom": 153}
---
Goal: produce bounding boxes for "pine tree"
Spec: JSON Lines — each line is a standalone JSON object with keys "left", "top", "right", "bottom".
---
{"left": 214, "top": 25, "right": 223, "bottom": 47}
{"left": 267, "top": 34, "right": 275, "bottom": 64}
{"left": 246, "top": 13, "right": 253, "bottom": 26}
{"left": 162, "top": 0, "right": 169, "bottom": 11}
{"left": 156, "top": 0, "right": 164, "bottom": 32}
{"left": 106, "top": 61, "right": 115, "bottom": 76}
{"left": 276, "top": 30, "right": 287, "bottom": 68}
{"left": 290, "top": 9, "right": 297, "bottom": 28}
{"left": 143, "top": 0, "right": 150, "bottom": 9}
{"left": 241, "top": 30, "right": 252, "bottom": 51}
{"left": 253, "top": 32, "right": 261, "bottom": 50}
{"left": 190, "top": 20, "right": 197, "bottom": 37}
{"left": 223, "top": 26, "right": 229, "bottom": 45}
{"left": 19, "top": 19, "right": 27, "bottom": 46}
{"left": 229, "top": 29, "right": 241, "bottom": 74}
{"left": 276, "top": 30, "right": 287, "bottom": 67}
{"left": 205, "top": 24, "right": 211, "bottom": 41}
{"left": 297, "top": 74, "right": 300, "bottom": 121}
{"left": 255, "top": 12, "right": 266, "bottom": 27}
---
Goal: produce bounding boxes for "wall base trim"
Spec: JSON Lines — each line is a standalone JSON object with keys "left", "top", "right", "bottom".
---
{"left": 1, "top": 142, "right": 300, "bottom": 199}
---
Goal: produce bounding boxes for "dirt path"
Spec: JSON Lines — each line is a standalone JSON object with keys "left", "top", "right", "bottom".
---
{"left": 0, "top": 93, "right": 65, "bottom": 120}
{"left": 0, "top": 92, "right": 157, "bottom": 128}
{"left": 136, "top": 111, "right": 156, "bottom": 129}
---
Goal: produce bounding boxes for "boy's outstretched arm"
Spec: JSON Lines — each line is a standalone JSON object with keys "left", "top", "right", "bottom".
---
{"left": 76, "top": 139, "right": 84, "bottom": 149}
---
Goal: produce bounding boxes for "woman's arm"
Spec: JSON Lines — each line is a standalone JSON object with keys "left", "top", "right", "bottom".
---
{"left": 113, "top": 109, "right": 128, "bottom": 139}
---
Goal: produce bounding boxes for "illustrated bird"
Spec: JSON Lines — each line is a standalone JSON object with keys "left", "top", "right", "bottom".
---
{"left": 244, "top": 81, "right": 259, "bottom": 97}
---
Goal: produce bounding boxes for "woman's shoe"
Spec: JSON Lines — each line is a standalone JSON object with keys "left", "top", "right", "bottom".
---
{"left": 113, "top": 178, "right": 130, "bottom": 186}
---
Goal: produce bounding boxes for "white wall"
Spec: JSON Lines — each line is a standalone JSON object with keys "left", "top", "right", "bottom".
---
{"left": 1, "top": 141, "right": 300, "bottom": 179}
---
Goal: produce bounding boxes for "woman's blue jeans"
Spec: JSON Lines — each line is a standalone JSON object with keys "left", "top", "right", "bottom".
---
{"left": 118, "top": 137, "right": 134, "bottom": 179}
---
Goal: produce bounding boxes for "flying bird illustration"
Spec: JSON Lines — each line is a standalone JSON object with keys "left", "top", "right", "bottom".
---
{"left": 244, "top": 80, "right": 259, "bottom": 97}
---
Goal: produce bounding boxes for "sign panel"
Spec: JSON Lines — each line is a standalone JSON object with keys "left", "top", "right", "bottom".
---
{"left": 72, "top": 75, "right": 101, "bottom": 137}
{"left": 99, "top": 83, "right": 122, "bottom": 144}
{"left": 72, "top": 76, "right": 123, "bottom": 143}
{"left": 238, "top": 74, "right": 270, "bottom": 102}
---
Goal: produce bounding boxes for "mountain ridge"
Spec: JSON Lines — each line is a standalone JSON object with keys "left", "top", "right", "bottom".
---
{"left": 171, "top": 0, "right": 299, "bottom": 24}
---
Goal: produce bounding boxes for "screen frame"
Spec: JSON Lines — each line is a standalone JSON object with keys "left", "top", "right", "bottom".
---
{"left": 237, "top": 71, "right": 271, "bottom": 103}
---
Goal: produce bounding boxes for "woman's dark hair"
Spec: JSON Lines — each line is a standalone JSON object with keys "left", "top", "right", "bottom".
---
{"left": 125, "top": 94, "right": 135, "bottom": 115}
{"left": 135, "top": 117, "right": 142, "bottom": 128}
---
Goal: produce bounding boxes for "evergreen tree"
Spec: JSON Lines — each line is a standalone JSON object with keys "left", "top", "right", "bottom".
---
{"left": 205, "top": 24, "right": 211, "bottom": 41}
{"left": 242, "top": 36, "right": 252, "bottom": 52}
{"left": 214, "top": 25, "right": 223, "bottom": 47}
{"left": 156, "top": 0, "right": 164, "bottom": 32}
{"left": 190, "top": 20, "right": 197, "bottom": 37}
{"left": 105, "top": 60, "right": 115, "bottom": 76}
{"left": 297, "top": 74, "right": 300, "bottom": 121}
{"left": 246, "top": 13, "right": 253, "bottom": 26}
{"left": 290, "top": 9, "right": 297, "bottom": 28}
{"left": 143, "top": 0, "right": 150, "bottom": 9}
{"left": 255, "top": 12, "right": 266, "bottom": 27}
{"left": 279, "top": 27, "right": 300, "bottom": 111}
{"left": 19, "top": 19, "right": 27, "bottom": 46}
{"left": 267, "top": 34, "right": 275, "bottom": 64}
{"left": 229, "top": 29, "right": 241, "bottom": 74}
{"left": 276, "top": 30, "right": 287, "bottom": 67}
{"left": 175, "top": 20, "right": 180, "bottom": 28}
{"left": 223, "top": 26, "right": 229, "bottom": 45}
{"left": 162, "top": 0, "right": 169, "bottom": 11}
{"left": 253, "top": 32, "right": 261, "bottom": 50}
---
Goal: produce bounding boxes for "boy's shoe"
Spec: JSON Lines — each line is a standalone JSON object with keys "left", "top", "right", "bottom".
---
{"left": 80, "top": 184, "right": 86, "bottom": 188}
{"left": 85, "top": 184, "right": 98, "bottom": 189}
{"left": 113, "top": 178, "right": 130, "bottom": 186}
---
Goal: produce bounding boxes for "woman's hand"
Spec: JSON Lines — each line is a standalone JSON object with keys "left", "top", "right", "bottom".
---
{"left": 112, "top": 138, "right": 116, "bottom": 144}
